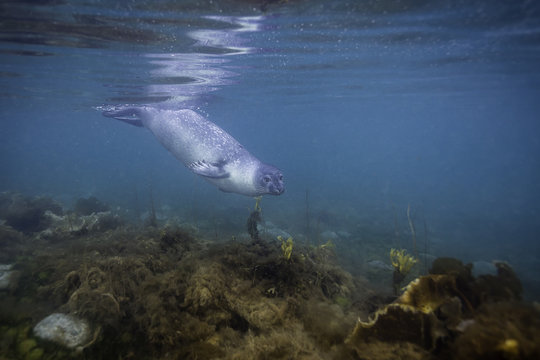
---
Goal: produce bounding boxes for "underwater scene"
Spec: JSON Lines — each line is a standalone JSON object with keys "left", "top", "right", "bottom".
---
{"left": 1, "top": 0, "right": 540, "bottom": 359}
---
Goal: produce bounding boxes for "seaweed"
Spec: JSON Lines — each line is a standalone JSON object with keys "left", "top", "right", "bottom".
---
{"left": 346, "top": 256, "right": 538, "bottom": 360}
{"left": 390, "top": 248, "right": 418, "bottom": 295}
{"left": 146, "top": 188, "right": 157, "bottom": 228}
{"left": 246, "top": 208, "right": 261, "bottom": 241}
{"left": 1, "top": 193, "right": 538, "bottom": 360}
{"left": 158, "top": 227, "right": 196, "bottom": 254}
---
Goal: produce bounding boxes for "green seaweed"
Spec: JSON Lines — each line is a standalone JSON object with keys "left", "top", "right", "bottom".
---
{"left": 17, "top": 338, "right": 37, "bottom": 356}
{"left": 25, "top": 347, "right": 44, "bottom": 360}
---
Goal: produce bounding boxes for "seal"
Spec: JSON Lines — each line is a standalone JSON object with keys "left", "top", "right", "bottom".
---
{"left": 100, "top": 106, "right": 284, "bottom": 196}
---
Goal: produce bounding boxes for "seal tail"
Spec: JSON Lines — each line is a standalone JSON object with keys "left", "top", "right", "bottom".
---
{"left": 96, "top": 105, "right": 148, "bottom": 127}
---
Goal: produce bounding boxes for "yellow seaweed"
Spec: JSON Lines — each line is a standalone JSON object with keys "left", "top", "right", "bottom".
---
{"left": 278, "top": 235, "right": 294, "bottom": 261}
{"left": 390, "top": 248, "right": 417, "bottom": 275}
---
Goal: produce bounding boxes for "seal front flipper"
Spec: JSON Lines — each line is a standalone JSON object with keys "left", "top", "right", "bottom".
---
{"left": 189, "top": 160, "right": 230, "bottom": 179}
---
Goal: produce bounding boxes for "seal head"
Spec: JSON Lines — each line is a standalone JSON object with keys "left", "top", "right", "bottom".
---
{"left": 256, "top": 164, "right": 285, "bottom": 195}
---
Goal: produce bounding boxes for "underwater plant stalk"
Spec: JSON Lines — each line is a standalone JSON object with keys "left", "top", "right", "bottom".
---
{"left": 133, "top": 186, "right": 141, "bottom": 222}
{"left": 189, "top": 175, "right": 199, "bottom": 228}
{"left": 67, "top": 212, "right": 73, "bottom": 232}
{"left": 148, "top": 187, "right": 157, "bottom": 227}
{"left": 423, "top": 211, "right": 429, "bottom": 275}
{"left": 392, "top": 203, "right": 400, "bottom": 248}
{"left": 305, "top": 189, "right": 310, "bottom": 246}
{"left": 247, "top": 196, "right": 262, "bottom": 241}
{"left": 407, "top": 204, "right": 417, "bottom": 256}
{"left": 315, "top": 217, "right": 321, "bottom": 247}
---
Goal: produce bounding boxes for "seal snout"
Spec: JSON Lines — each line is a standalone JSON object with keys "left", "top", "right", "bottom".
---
{"left": 268, "top": 172, "right": 285, "bottom": 195}
{"left": 270, "top": 183, "right": 285, "bottom": 195}
{"left": 259, "top": 167, "right": 285, "bottom": 196}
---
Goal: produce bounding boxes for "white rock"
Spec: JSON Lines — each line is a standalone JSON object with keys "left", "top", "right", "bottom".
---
{"left": 257, "top": 222, "right": 292, "bottom": 240}
{"left": 34, "top": 313, "right": 91, "bottom": 348}
{"left": 367, "top": 260, "right": 394, "bottom": 271}
{"left": 320, "top": 230, "right": 339, "bottom": 240}
{"left": 0, "top": 264, "right": 13, "bottom": 289}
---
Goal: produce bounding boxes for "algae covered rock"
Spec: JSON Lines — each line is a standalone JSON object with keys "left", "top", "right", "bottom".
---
{"left": 430, "top": 257, "right": 472, "bottom": 278}
{"left": 346, "top": 257, "right": 538, "bottom": 359}
{"left": 346, "top": 303, "right": 445, "bottom": 352}
{"left": 453, "top": 302, "right": 540, "bottom": 360}
{"left": 398, "top": 274, "right": 472, "bottom": 314}
{"left": 0, "top": 193, "right": 62, "bottom": 233}
{"left": 33, "top": 313, "right": 91, "bottom": 348}
{"left": 40, "top": 210, "right": 122, "bottom": 238}
{"left": 474, "top": 261, "right": 523, "bottom": 303}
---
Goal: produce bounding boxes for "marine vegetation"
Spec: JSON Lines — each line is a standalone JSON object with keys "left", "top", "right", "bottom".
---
{"left": 0, "top": 194, "right": 366, "bottom": 360}
{"left": 278, "top": 235, "right": 294, "bottom": 261}
{"left": 1, "top": 193, "right": 539, "bottom": 360}
{"left": 246, "top": 196, "right": 262, "bottom": 241}
{"left": 390, "top": 248, "right": 418, "bottom": 275}
{"left": 346, "top": 256, "right": 540, "bottom": 360}
{"left": 319, "top": 239, "right": 335, "bottom": 250}
{"left": 389, "top": 248, "right": 418, "bottom": 294}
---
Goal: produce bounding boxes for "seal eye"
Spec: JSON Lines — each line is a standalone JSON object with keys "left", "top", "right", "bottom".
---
{"left": 279, "top": 175, "right": 283, "bottom": 181}
{"left": 263, "top": 176, "right": 271, "bottom": 183}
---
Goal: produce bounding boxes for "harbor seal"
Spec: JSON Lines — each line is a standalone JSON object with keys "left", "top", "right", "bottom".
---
{"left": 100, "top": 106, "right": 284, "bottom": 197}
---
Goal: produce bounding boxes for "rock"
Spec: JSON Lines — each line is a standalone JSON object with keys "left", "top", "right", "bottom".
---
{"left": 472, "top": 260, "right": 497, "bottom": 277}
{"left": 33, "top": 313, "right": 91, "bottom": 348}
{"left": 418, "top": 252, "right": 437, "bottom": 268}
{"left": 0, "top": 193, "right": 62, "bottom": 233}
{"left": 347, "top": 259, "right": 530, "bottom": 358}
{"left": 257, "top": 221, "right": 292, "bottom": 240}
{"left": 367, "top": 260, "right": 393, "bottom": 271}
{"left": 40, "top": 210, "right": 122, "bottom": 238}
{"left": 320, "top": 230, "right": 339, "bottom": 240}
{"left": 0, "top": 264, "right": 14, "bottom": 289}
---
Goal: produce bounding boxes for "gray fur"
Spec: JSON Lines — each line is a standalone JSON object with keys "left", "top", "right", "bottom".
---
{"left": 101, "top": 106, "right": 284, "bottom": 196}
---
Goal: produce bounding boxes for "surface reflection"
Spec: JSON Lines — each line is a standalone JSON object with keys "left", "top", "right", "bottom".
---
{"left": 142, "top": 15, "right": 263, "bottom": 108}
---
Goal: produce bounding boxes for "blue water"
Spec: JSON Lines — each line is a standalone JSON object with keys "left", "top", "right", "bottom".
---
{"left": 1, "top": 0, "right": 540, "bottom": 296}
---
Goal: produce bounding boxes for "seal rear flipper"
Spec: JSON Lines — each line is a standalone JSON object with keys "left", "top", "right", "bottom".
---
{"left": 97, "top": 105, "right": 147, "bottom": 127}
{"left": 189, "top": 160, "right": 230, "bottom": 179}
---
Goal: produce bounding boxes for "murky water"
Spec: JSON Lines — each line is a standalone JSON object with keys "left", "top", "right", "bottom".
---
{"left": 1, "top": 1, "right": 540, "bottom": 358}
